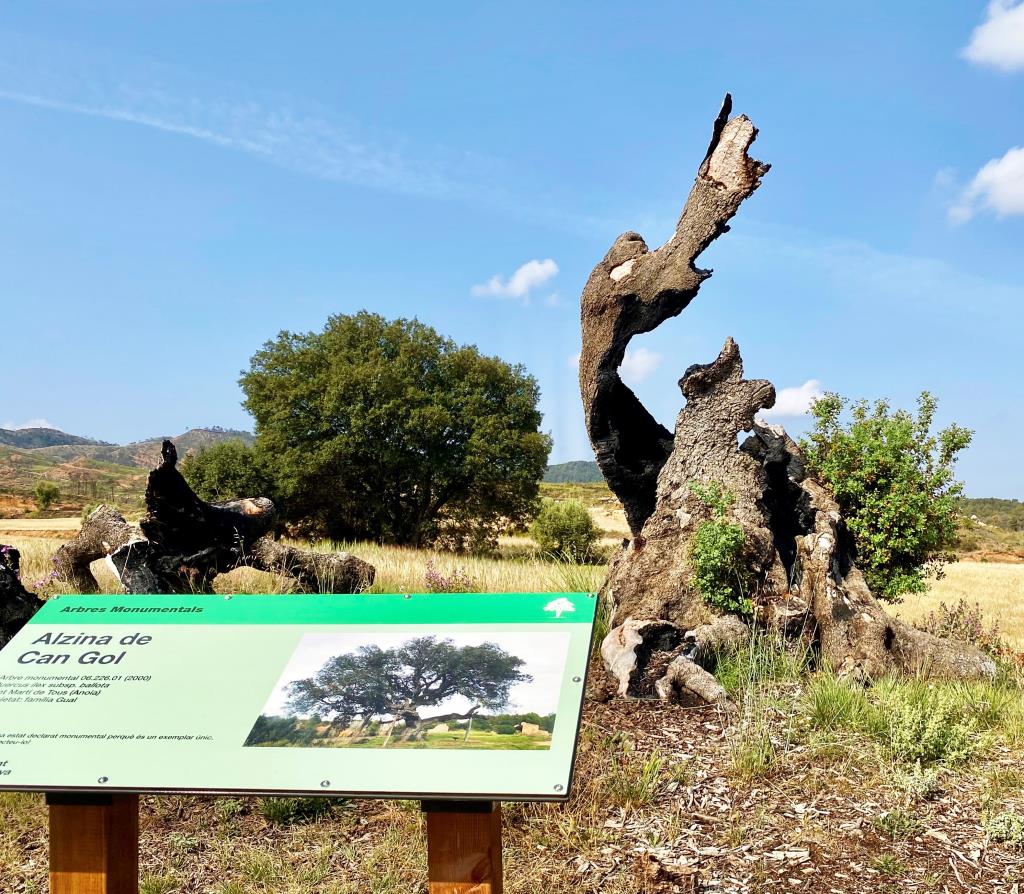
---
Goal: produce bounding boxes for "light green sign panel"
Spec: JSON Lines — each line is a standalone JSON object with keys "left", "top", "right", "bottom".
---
{"left": 0, "top": 592, "right": 596, "bottom": 801}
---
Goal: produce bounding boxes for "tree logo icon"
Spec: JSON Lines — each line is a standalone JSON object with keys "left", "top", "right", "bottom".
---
{"left": 543, "top": 598, "right": 576, "bottom": 618}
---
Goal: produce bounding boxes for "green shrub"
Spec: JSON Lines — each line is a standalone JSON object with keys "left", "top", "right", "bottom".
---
{"left": 985, "top": 811, "right": 1024, "bottom": 847}
{"left": 897, "top": 764, "right": 944, "bottom": 801}
{"left": 34, "top": 480, "right": 60, "bottom": 510}
{"left": 875, "top": 808, "right": 922, "bottom": 839}
{"left": 915, "top": 599, "right": 1006, "bottom": 657}
{"left": 257, "top": 796, "right": 335, "bottom": 825}
{"left": 180, "top": 440, "right": 276, "bottom": 504}
{"left": 875, "top": 680, "right": 978, "bottom": 765}
{"left": 530, "top": 498, "right": 599, "bottom": 561}
{"left": 801, "top": 392, "right": 971, "bottom": 601}
{"left": 690, "top": 482, "right": 750, "bottom": 615}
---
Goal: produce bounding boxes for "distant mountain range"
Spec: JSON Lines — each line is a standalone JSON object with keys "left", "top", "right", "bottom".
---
{"left": 0, "top": 426, "right": 254, "bottom": 469}
{"left": 0, "top": 427, "right": 113, "bottom": 450}
{"left": 544, "top": 460, "right": 602, "bottom": 484}
{"left": 0, "top": 427, "right": 256, "bottom": 511}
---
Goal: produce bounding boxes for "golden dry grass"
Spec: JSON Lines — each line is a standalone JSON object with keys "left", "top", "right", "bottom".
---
{"left": 3, "top": 535, "right": 607, "bottom": 598}
{"left": 7, "top": 536, "right": 1020, "bottom": 649}
{"left": 894, "top": 560, "right": 1024, "bottom": 648}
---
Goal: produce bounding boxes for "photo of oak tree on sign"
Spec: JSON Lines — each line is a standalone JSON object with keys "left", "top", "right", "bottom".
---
{"left": 245, "top": 632, "right": 565, "bottom": 750}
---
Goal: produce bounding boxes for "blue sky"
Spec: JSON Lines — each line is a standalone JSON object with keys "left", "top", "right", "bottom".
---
{"left": 1, "top": 2, "right": 1022, "bottom": 497}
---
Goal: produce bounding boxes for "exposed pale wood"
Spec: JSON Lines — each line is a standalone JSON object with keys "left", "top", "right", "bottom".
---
{"left": 49, "top": 794, "right": 139, "bottom": 894}
{"left": 424, "top": 802, "right": 503, "bottom": 894}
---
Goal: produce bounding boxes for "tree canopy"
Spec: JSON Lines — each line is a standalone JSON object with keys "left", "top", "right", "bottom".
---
{"left": 179, "top": 440, "right": 276, "bottom": 504}
{"left": 285, "top": 636, "right": 531, "bottom": 726}
{"left": 236, "top": 311, "right": 551, "bottom": 548}
{"left": 802, "top": 391, "right": 972, "bottom": 601}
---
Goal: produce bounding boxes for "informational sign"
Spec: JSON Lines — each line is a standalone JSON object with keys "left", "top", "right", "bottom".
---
{"left": 0, "top": 592, "right": 595, "bottom": 801}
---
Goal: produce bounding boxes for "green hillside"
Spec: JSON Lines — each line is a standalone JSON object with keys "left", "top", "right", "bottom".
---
{"left": 0, "top": 427, "right": 112, "bottom": 449}
{"left": 544, "top": 460, "right": 602, "bottom": 483}
{"left": 0, "top": 427, "right": 255, "bottom": 517}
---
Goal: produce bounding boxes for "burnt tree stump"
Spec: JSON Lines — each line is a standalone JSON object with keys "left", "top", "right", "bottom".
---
{"left": 0, "top": 545, "right": 44, "bottom": 648}
{"left": 580, "top": 95, "right": 994, "bottom": 703}
{"left": 53, "top": 440, "right": 375, "bottom": 596}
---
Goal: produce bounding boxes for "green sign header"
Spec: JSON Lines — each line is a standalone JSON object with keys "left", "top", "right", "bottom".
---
{"left": 33, "top": 592, "right": 595, "bottom": 626}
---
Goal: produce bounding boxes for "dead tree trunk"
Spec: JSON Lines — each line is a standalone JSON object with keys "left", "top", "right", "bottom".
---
{"left": 0, "top": 545, "right": 44, "bottom": 648}
{"left": 580, "top": 95, "right": 995, "bottom": 703}
{"left": 52, "top": 506, "right": 140, "bottom": 594}
{"left": 53, "top": 440, "right": 375, "bottom": 595}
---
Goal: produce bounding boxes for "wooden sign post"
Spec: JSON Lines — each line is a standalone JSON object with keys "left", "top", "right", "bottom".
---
{"left": 44, "top": 794, "right": 503, "bottom": 893}
{"left": 423, "top": 801, "right": 503, "bottom": 894}
{"left": 47, "top": 793, "right": 139, "bottom": 894}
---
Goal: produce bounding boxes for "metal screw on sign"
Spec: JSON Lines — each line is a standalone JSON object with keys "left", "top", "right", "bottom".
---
{"left": 223, "top": 595, "right": 232, "bottom": 600}
{"left": 553, "top": 784, "right": 564, "bottom": 792}
{"left": 403, "top": 593, "right": 412, "bottom": 600}
{"left": 97, "top": 776, "right": 108, "bottom": 784}
{"left": 572, "top": 676, "right": 582, "bottom": 683}
{"left": 320, "top": 780, "right": 331, "bottom": 788}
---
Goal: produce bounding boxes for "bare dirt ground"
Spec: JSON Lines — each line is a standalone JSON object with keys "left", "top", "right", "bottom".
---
{"left": 1, "top": 698, "right": 1022, "bottom": 893}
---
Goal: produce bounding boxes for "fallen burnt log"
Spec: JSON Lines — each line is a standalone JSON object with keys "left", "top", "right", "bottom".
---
{"left": 580, "top": 95, "right": 995, "bottom": 704}
{"left": 55, "top": 440, "right": 375, "bottom": 595}
{"left": 0, "top": 545, "right": 44, "bottom": 648}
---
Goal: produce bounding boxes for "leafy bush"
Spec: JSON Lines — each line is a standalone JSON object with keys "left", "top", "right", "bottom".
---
{"left": 802, "top": 392, "right": 971, "bottom": 601}
{"left": 257, "top": 796, "right": 335, "bottom": 825}
{"left": 690, "top": 482, "right": 750, "bottom": 615}
{"left": 34, "top": 480, "right": 60, "bottom": 510}
{"left": 875, "top": 680, "right": 978, "bottom": 765}
{"left": 180, "top": 440, "right": 277, "bottom": 504}
{"left": 898, "top": 765, "right": 944, "bottom": 801}
{"left": 874, "top": 808, "right": 922, "bottom": 840}
{"left": 915, "top": 599, "right": 1006, "bottom": 657}
{"left": 985, "top": 811, "right": 1024, "bottom": 847}
{"left": 530, "top": 499, "right": 599, "bottom": 562}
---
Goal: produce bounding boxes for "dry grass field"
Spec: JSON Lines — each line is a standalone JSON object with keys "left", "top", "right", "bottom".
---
{"left": 4, "top": 534, "right": 1021, "bottom": 645}
{"left": 898, "top": 561, "right": 1024, "bottom": 648}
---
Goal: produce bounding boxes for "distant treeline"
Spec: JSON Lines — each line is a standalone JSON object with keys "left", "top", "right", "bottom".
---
{"left": 544, "top": 461, "right": 602, "bottom": 484}
{"left": 962, "top": 498, "right": 1024, "bottom": 532}
{"left": 245, "top": 711, "right": 556, "bottom": 747}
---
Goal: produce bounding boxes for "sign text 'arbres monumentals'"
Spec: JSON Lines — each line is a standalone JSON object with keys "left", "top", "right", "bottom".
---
{"left": 0, "top": 592, "right": 596, "bottom": 801}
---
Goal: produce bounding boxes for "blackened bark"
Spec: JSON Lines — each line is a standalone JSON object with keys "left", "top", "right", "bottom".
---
{"left": 0, "top": 545, "right": 43, "bottom": 648}
{"left": 580, "top": 97, "right": 995, "bottom": 704}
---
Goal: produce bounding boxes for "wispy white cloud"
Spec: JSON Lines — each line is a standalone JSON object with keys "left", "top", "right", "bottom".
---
{"left": 472, "top": 259, "right": 559, "bottom": 302}
{"left": 620, "top": 347, "right": 662, "bottom": 385}
{"left": 758, "top": 380, "right": 822, "bottom": 421}
{"left": 949, "top": 146, "right": 1024, "bottom": 222}
{"left": 0, "top": 43, "right": 619, "bottom": 234}
{"left": 0, "top": 86, "right": 476, "bottom": 201}
{"left": 963, "top": 1, "right": 1024, "bottom": 72}
{"left": 2, "top": 418, "right": 56, "bottom": 430}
